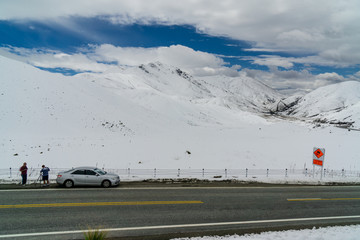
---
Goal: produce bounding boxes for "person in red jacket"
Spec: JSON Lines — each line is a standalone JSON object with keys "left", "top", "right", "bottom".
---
{"left": 19, "top": 162, "right": 28, "bottom": 186}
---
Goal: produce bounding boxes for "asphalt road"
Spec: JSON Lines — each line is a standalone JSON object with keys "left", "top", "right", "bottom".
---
{"left": 0, "top": 184, "right": 360, "bottom": 239}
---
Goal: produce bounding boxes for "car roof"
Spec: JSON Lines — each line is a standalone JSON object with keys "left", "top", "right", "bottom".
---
{"left": 72, "top": 166, "right": 98, "bottom": 170}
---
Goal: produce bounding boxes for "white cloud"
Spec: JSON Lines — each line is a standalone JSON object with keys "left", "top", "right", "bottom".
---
{"left": 192, "top": 65, "right": 240, "bottom": 77}
{"left": 277, "top": 29, "right": 325, "bottom": 42}
{"left": 244, "top": 48, "right": 290, "bottom": 53}
{"left": 348, "top": 71, "right": 360, "bottom": 82}
{"left": 1, "top": 0, "right": 359, "bottom": 69}
{"left": 249, "top": 55, "right": 294, "bottom": 69}
{"left": 316, "top": 72, "right": 345, "bottom": 82}
{"left": 92, "top": 44, "right": 234, "bottom": 76}
{"left": 245, "top": 52, "right": 360, "bottom": 69}
{"left": 0, "top": 44, "right": 238, "bottom": 77}
{"left": 0, "top": 47, "right": 111, "bottom": 72}
{"left": 241, "top": 67, "right": 360, "bottom": 94}
{"left": 354, "top": 71, "right": 360, "bottom": 78}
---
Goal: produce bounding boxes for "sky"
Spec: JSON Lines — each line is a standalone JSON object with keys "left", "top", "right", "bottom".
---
{"left": 1, "top": 0, "right": 360, "bottom": 93}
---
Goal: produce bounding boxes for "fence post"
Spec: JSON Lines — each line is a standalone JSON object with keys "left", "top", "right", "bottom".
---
{"left": 202, "top": 168, "right": 205, "bottom": 178}
{"left": 342, "top": 169, "right": 345, "bottom": 177}
{"left": 127, "top": 168, "right": 130, "bottom": 178}
{"left": 313, "top": 165, "right": 315, "bottom": 178}
{"left": 154, "top": 168, "right": 157, "bottom": 178}
{"left": 9, "top": 167, "right": 12, "bottom": 178}
{"left": 177, "top": 168, "right": 180, "bottom": 177}
{"left": 305, "top": 168, "right": 308, "bottom": 177}
{"left": 285, "top": 168, "right": 288, "bottom": 178}
{"left": 225, "top": 169, "right": 227, "bottom": 178}
{"left": 266, "top": 169, "right": 269, "bottom": 177}
{"left": 245, "top": 168, "right": 248, "bottom": 178}
{"left": 324, "top": 168, "right": 326, "bottom": 178}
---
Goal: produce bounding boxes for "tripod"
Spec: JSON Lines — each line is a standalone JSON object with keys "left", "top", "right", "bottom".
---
{"left": 35, "top": 173, "right": 43, "bottom": 187}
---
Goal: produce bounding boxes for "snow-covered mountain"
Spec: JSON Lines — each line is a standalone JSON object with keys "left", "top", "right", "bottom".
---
{"left": 273, "top": 81, "right": 360, "bottom": 129}
{"left": 77, "top": 61, "right": 281, "bottom": 114}
{"left": 197, "top": 74, "right": 281, "bottom": 112}
{"left": 1, "top": 55, "right": 359, "bottom": 171}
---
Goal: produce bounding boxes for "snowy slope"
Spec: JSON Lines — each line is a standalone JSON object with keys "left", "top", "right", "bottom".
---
{"left": 275, "top": 81, "right": 360, "bottom": 128}
{"left": 1, "top": 55, "right": 359, "bottom": 172}
{"left": 79, "top": 62, "right": 212, "bottom": 99}
{"left": 0, "top": 55, "right": 150, "bottom": 137}
{"left": 198, "top": 74, "right": 282, "bottom": 112}
{"left": 77, "top": 62, "right": 281, "bottom": 113}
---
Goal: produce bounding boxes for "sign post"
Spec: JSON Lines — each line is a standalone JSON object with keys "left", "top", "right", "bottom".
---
{"left": 313, "top": 147, "right": 325, "bottom": 179}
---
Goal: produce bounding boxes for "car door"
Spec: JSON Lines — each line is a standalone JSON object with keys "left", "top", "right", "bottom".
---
{"left": 85, "top": 170, "right": 100, "bottom": 185}
{"left": 71, "top": 169, "right": 86, "bottom": 185}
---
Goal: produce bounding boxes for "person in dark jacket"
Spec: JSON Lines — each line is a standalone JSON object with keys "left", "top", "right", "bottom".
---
{"left": 19, "top": 162, "right": 28, "bottom": 186}
{"left": 40, "top": 165, "right": 50, "bottom": 186}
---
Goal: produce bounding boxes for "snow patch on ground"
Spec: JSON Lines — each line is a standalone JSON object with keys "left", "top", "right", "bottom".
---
{"left": 172, "top": 225, "right": 360, "bottom": 240}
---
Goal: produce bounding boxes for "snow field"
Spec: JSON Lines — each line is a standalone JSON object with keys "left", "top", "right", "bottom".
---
{"left": 172, "top": 225, "right": 360, "bottom": 240}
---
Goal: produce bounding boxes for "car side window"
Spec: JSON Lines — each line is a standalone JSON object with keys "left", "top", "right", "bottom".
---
{"left": 85, "top": 170, "right": 97, "bottom": 175}
{"left": 72, "top": 170, "right": 85, "bottom": 175}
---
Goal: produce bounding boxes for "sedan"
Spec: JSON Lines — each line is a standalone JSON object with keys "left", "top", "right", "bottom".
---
{"left": 56, "top": 167, "right": 120, "bottom": 188}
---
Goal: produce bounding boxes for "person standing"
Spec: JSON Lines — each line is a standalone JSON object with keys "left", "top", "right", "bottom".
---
{"left": 19, "top": 162, "right": 28, "bottom": 186}
{"left": 40, "top": 165, "right": 50, "bottom": 186}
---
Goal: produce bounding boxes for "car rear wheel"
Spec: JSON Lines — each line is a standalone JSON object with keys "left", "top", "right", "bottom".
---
{"left": 102, "top": 180, "right": 111, "bottom": 188}
{"left": 64, "top": 180, "right": 74, "bottom": 188}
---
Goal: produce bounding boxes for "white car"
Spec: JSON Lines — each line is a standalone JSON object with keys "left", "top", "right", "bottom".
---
{"left": 56, "top": 167, "right": 120, "bottom": 188}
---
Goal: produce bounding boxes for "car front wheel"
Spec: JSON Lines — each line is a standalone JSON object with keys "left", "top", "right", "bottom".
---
{"left": 64, "top": 180, "right": 74, "bottom": 188}
{"left": 102, "top": 180, "right": 111, "bottom": 188}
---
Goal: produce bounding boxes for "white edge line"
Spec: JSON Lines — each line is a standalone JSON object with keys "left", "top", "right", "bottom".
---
{"left": 1, "top": 215, "right": 360, "bottom": 238}
{"left": 287, "top": 198, "right": 322, "bottom": 201}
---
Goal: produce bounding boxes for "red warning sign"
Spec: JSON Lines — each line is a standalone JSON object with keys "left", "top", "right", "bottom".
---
{"left": 314, "top": 149, "right": 324, "bottom": 159}
{"left": 313, "top": 159, "right": 323, "bottom": 166}
{"left": 313, "top": 147, "right": 325, "bottom": 167}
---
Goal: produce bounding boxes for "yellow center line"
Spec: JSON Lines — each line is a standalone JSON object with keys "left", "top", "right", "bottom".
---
{"left": 0, "top": 200, "right": 203, "bottom": 209}
{"left": 288, "top": 198, "right": 360, "bottom": 202}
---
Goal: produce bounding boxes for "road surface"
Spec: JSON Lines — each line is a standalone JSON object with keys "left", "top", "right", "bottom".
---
{"left": 0, "top": 184, "right": 360, "bottom": 239}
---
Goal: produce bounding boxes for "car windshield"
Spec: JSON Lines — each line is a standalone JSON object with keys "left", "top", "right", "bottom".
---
{"left": 94, "top": 168, "right": 106, "bottom": 175}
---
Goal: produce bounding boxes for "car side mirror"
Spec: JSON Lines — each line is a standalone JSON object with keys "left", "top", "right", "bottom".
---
{"left": 96, "top": 173, "right": 100, "bottom": 176}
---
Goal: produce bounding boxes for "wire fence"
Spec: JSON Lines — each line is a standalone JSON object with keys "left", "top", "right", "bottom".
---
{"left": 1, "top": 167, "right": 359, "bottom": 184}
{"left": 106, "top": 168, "right": 360, "bottom": 181}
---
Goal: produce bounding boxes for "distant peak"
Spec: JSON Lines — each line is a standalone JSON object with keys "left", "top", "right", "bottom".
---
{"left": 138, "top": 62, "right": 193, "bottom": 80}
{"left": 174, "top": 68, "right": 192, "bottom": 80}
{"left": 138, "top": 62, "right": 163, "bottom": 73}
